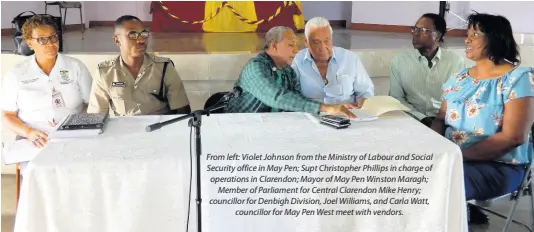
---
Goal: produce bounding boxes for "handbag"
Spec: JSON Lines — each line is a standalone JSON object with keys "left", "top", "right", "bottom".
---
{"left": 11, "top": 11, "right": 63, "bottom": 56}
{"left": 12, "top": 11, "right": 36, "bottom": 56}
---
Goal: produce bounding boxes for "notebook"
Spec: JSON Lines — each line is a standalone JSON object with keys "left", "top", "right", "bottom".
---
{"left": 49, "top": 112, "right": 109, "bottom": 139}
{"left": 59, "top": 112, "right": 109, "bottom": 130}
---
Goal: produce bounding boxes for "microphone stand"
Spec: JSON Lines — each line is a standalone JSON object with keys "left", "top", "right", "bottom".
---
{"left": 146, "top": 100, "right": 229, "bottom": 232}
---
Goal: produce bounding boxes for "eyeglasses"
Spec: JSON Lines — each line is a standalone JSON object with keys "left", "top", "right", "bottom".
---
{"left": 126, "top": 30, "right": 150, "bottom": 40}
{"left": 410, "top": 26, "right": 436, "bottom": 35}
{"left": 32, "top": 35, "right": 59, "bottom": 45}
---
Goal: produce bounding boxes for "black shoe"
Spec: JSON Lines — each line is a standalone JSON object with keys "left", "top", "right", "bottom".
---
{"left": 468, "top": 204, "right": 489, "bottom": 225}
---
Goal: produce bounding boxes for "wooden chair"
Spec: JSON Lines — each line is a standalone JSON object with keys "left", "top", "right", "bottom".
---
{"left": 16, "top": 163, "right": 21, "bottom": 206}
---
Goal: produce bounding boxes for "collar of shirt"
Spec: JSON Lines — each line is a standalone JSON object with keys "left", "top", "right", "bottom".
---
{"left": 303, "top": 47, "right": 338, "bottom": 65}
{"left": 29, "top": 53, "right": 67, "bottom": 76}
{"left": 117, "top": 53, "right": 154, "bottom": 79}
{"left": 258, "top": 51, "right": 292, "bottom": 73}
{"left": 416, "top": 46, "right": 442, "bottom": 65}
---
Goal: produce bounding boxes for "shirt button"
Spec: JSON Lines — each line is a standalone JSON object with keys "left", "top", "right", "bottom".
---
{"left": 134, "top": 85, "right": 138, "bottom": 89}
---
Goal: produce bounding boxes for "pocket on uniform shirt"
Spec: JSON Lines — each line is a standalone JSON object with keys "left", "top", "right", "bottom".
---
{"left": 109, "top": 87, "right": 128, "bottom": 115}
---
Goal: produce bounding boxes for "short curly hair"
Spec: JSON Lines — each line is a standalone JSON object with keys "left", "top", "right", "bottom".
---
{"left": 22, "top": 15, "right": 59, "bottom": 41}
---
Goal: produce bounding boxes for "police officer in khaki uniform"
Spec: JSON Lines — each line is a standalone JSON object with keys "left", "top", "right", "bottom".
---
{"left": 88, "top": 15, "right": 191, "bottom": 116}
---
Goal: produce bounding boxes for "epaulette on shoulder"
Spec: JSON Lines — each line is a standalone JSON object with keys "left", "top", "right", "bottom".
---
{"left": 152, "top": 55, "right": 175, "bottom": 66}
{"left": 152, "top": 56, "right": 170, "bottom": 63}
{"left": 98, "top": 58, "right": 116, "bottom": 68}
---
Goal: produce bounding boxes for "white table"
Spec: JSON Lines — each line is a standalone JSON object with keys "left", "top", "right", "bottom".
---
{"left": 14, "top": 112, "right": 467, "bottom": 232}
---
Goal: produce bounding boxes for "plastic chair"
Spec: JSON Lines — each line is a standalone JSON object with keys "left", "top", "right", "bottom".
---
{"left": 469, "top": 165, "right": 533, "bottom": 232}
{"left": 469, "top": 124, "right": 534, "bottom": 232}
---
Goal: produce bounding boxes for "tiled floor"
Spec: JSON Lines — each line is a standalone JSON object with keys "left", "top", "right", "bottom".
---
{"left": 2, "top": 175, "right": 533, "bottom": 232}
{"left": 4, "top": 27, "right": 534, "bottom": 54}
{"left": 0, "top": 27, "right": 474, "bottom": 54}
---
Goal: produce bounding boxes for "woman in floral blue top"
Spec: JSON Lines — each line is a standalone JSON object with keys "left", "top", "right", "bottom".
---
{"left": 432, "top": 13, "right": 534, "bottom": 224}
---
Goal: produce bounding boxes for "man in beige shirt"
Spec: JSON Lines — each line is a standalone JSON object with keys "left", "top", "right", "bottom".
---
{"left": 88, "top": 15, "right": 190, "bottom": 116}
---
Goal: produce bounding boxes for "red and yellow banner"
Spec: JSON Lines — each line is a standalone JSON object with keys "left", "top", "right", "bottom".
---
{"left": 150, "top": 1, "right": 305, "bottom": 32}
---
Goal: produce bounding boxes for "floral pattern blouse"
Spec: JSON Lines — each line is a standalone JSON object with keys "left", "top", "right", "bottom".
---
{"left": 442, "top": 66, "right": 534, "bottom": 165}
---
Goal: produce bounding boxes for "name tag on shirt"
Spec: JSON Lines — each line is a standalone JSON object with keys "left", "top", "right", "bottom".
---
{"left": 112, "top": 82, "right": 126, "bottom": 87}
{"left": 21, "top": 78, "right": 39, "bottom": 84}
{"left": 52, "top": 90, "right": 66, "bottom": 109}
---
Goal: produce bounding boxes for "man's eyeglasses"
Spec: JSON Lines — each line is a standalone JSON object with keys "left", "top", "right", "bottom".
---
{"left": 32, "top": 35, "right": 59, "bottom": 45}
{"left": 126, "top": 30, "right": 150, "bottom": 40}
{"left": 410, "top": 26, "right": 436, "bottom": 35}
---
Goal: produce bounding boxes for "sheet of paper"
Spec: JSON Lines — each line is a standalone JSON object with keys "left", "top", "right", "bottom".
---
{"left": 2, "top": 139, "right": 43, "bottom": 165}
{"left": 319, "top": 109, "right": 378, "bottom": 122}
{"left": 350, "top": 109, "right": 379, "bottom": 121}
{"left": 320, "top": 96, "right": 409, "bottom": 121}
{"left": 360, "top": 96, "right": 410, "bottom": 116}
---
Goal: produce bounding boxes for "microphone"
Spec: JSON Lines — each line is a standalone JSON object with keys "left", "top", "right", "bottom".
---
{"left": 203, "top": 86, "right": 243, "bottom": 113}
{"left": 145, "top": 87, "right": 243, "bottom": 132}
{"left": 145, "top": 113, "right": 192, "bottom": 132}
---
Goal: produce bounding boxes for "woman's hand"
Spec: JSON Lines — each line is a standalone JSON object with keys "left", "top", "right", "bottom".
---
{"left": 430, "top": 101, "right": 447, "bottom": 135}
{"left": 27, "top": 128, "right": 48, "bottom": 148}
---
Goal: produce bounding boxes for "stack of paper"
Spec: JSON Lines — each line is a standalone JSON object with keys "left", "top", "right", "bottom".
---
{"left": 2, "top": 139, "right": 42, "bottom": 165}
{"left": 349, "top": 109, "right": 379, "bottom": 122}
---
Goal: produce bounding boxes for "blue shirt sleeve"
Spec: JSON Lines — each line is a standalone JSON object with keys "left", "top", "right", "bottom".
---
{"left": 503, "top": 67, "right": 534, "bottom": 103}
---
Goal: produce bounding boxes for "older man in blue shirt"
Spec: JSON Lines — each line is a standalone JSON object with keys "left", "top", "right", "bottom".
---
{"left": 292, "top": 17, "right": 374, "bottom": 106}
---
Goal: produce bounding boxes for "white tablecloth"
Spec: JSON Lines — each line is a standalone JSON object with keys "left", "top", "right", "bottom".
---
{"left": 14, "top": 112, "right": 467, "bottom": 232}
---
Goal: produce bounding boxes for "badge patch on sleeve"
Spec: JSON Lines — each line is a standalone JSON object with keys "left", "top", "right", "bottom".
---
{"left": 112, "top": 82, "right": 126, "bottom": 87}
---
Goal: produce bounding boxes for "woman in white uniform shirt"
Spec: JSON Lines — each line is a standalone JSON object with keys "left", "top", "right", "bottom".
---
{"left": 1, "top": 15, "right": 92, "bottom": 150}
